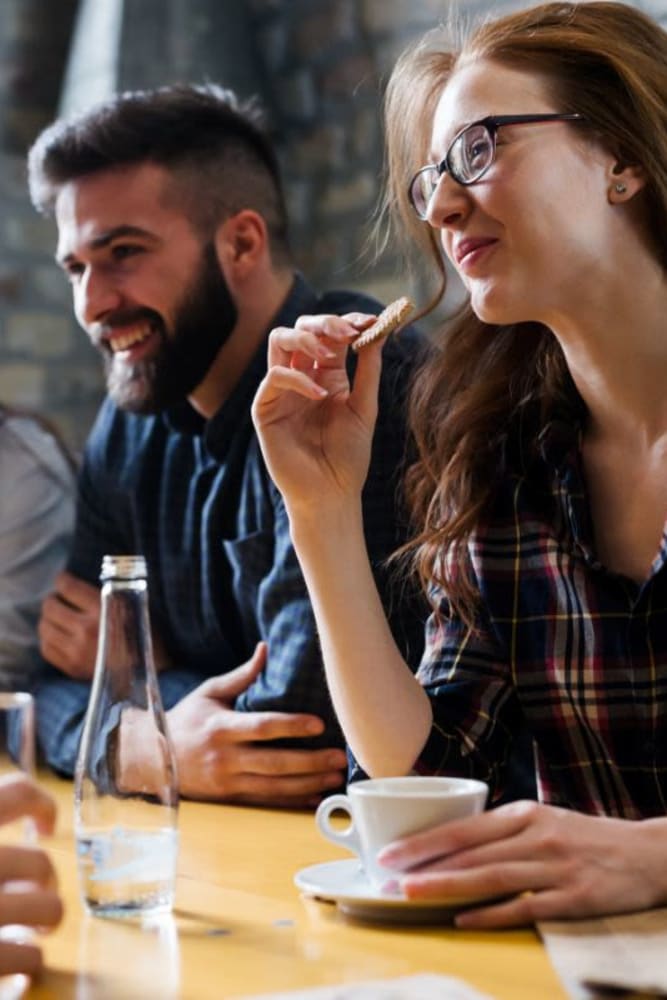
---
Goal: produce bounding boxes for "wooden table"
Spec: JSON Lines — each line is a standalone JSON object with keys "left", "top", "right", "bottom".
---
{"left": 23, "top": 773, "right": 567, "bottom": 999}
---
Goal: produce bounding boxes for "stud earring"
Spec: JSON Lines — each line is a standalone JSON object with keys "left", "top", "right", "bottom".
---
{"left": 614, "top": 182, "right": 627, "bottom": 194}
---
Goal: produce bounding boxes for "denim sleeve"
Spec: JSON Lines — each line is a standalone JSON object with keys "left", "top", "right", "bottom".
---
{"left": 232, "top": 337, "right": 427, "bottom": 750}
{"left": 34, "top": 666, "right": 206, "bottom": 776}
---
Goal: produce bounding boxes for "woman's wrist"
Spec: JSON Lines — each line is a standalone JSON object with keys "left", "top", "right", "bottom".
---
{"left": 287, "top": 496, "right": 364, "bottom": 547}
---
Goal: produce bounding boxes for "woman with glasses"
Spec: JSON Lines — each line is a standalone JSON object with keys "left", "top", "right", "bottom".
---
{"left": 252, "top": 1, "right": 667, "bottom": 925}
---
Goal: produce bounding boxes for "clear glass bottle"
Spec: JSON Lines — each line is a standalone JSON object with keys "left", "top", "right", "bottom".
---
{"left": 75, "top": 555, "right": 179, "bottom": 917}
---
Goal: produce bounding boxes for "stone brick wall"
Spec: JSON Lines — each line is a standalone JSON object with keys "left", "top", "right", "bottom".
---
{"left": 0, "top": 0, "right": 95, "bottom": 448}
{"left": 1, "top": 0, "right": 666, "bottom": 449}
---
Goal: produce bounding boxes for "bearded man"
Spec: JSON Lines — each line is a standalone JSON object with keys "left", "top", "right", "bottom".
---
{"left": 28, "top": 83, "right": 425, "bottom": 806}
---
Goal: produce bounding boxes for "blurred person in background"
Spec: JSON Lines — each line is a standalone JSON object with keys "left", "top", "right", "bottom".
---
{"left": 0, "top": 405, "right": 75, "bottom": 690}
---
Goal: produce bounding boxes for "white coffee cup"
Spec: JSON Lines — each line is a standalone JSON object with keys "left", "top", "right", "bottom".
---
{"left": 315, "top": 775, "right": 488, "bottom": 888}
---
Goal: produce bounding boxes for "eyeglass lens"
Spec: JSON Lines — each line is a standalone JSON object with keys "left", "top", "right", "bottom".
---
{"left": 410, "top": 123, "right": 494, "bottom": 218}
{"left": 454, "top": 124, "right": 494, "bottom": 182}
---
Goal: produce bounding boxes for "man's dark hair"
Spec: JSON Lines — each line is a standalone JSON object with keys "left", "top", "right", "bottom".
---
{"left": 28, "top": 82, "right": 291, "bottom": 265}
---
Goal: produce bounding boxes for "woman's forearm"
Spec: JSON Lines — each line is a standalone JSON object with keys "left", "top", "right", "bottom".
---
{"left": 290, "top": 500, "right": 432, "bottom": 776}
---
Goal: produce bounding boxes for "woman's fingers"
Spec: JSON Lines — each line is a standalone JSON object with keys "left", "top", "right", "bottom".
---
{"left": 401, "top": 859, "right": 561, "bottom": 903}
{"left": 0, "top": 887, "right": 63, "bottom": 930}
{"left": 0, "top": 847, "right": 57, "bottom": 890}
{"left": 254, "top": 366, "right": 329, "bottom": 416}
{"left": 378, "top": 799, "right": 537, "bottom": 872}
{"left": 0, "top": 777, "right": 57, "bottom": 837}
{"left": 267, "top": 314, "right": 374, "bottom": 368}
{"left": 0, "top": 939, "right": 44, "bottom": 978}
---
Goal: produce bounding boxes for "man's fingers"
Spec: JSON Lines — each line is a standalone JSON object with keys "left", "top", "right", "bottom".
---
{"left": 213, "top": 769, "right": 345, "bottom": 806}
{"left": 0, "top": 777, "right": 57, "bottom": 836}
{"left": 235, "top": 745, "right": 347, "bottom": 777}
{"left": 201, "top": 643, "right": 268, "bottom": 702}
{"left": 209, "top": 708, "right": 330, "bottom": 743}
{"left": 39, "top": 596, "right": 78, "bottom": 636}
{"left": 52, "top": 572, "right": 100, "bottom": 612}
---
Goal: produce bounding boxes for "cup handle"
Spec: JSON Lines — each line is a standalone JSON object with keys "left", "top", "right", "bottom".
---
{"left": 315, "top": 794, "right": 360, "bottom": 855}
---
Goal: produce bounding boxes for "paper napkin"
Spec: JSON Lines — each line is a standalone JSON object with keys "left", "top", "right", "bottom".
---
{"left": 539, "top": 907, "right": 667, "bottom": 998}
{"left": 235, "top": 973, "right": 496, "bottom": 1000}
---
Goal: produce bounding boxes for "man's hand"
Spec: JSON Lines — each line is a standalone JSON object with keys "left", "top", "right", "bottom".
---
{"left": 39, "top": 571, "right": 100, "bottom": 679}
{"left": 0, "top": 776, "right": 63, "bottom": 977}
{"left": 125, "top": 642, "right": 347, "bottom": 807}
{"left": 39, "top": 570, "right": 172, "bottom": 679}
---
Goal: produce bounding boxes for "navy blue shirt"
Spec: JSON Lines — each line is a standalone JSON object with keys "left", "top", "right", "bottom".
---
{"left": 35, "top": 275, "right": 426, "bottom": 774}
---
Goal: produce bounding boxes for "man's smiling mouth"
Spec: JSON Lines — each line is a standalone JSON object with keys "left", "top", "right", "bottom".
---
{"left": 107, "top": 322, "right": 155, "bottom": 353}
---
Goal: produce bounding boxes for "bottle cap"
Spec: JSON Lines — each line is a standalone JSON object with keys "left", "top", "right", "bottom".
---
{"left": 100, "top": 555, "right": 147, "bottom": 581}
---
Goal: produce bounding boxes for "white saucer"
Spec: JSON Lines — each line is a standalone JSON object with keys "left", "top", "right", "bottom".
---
{"left": 294, "top": 858, "right": 489, "bottom": 924}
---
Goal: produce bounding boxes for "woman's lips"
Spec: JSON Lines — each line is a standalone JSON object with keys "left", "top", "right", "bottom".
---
{"left": 454, "top": 237, "right": 498, "bottom": 269}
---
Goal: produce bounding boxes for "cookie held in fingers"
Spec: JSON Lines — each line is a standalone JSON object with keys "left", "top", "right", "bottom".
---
{"left": 350, "top": 296, "right": 414, "bottom": 353}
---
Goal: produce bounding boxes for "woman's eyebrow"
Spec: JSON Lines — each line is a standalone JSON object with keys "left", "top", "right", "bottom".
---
{"left": 429, "top": 118, "right": 471, "bottom": 161}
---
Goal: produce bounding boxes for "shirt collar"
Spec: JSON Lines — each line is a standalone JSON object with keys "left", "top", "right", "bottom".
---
{"left": 162, "top": 273, "right": 319, "bottom": 454}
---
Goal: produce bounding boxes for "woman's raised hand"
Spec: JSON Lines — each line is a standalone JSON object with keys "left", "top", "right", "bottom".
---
{"left": 252, "top": 312, "right": 384, "bottom": 513}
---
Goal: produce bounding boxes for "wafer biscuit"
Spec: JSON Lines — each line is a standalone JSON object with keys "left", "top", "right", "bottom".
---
{"left": 350, "top": 296, "right": 414, "bottom": 353}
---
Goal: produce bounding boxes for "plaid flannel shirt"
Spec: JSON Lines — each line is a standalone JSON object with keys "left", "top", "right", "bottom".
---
{"left": 415, "top": 418, "right": 667, "bottom": 818}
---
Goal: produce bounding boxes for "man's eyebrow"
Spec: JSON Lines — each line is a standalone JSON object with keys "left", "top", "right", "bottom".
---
{"left": 56, "top": 225, "right": 160, "bottom": 266}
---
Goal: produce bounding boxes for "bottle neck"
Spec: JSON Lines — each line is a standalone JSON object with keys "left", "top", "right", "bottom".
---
{"left": 97, "top": 578, "right": 155, "bottom": 691}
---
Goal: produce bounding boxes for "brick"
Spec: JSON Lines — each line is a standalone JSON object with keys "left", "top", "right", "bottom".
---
{"left": 46, "top": 363, "right": 105, "bottom": 404}
{"left": 317, "top": 172, "right": 376, "bottom": 216}
{"left": 294, "top": 1, "right": 357, "bottom": 55}
{"left": 6, "top": 312, "right": 75, "bottom": 358}
{"left": 3, "top": 215, "right": 56, "bottom": 255}
{"left": 291, "top": 125, "right": 347, "bottom": 172}
{"left": 0, "top": 154, "right": 32, "bottom": 201}
{"left": 255, "top": 20, "right": 290, "bottom": 73}
{"left": 361, "top": 0, "right": 447, "bottom": 35}
{"left": 31, "top": 266, "right": 73, "bottom": 308}
{"left": 320, "top": 52, "right": 376, "bottom": 102}
{"left": 0, "top": 265, "right": 23, "bottom": 302}
{"left": 0, "top": 363, "right": 45, "bottom": 407}
{"left": 274, "top": 70, "right": 318, "bottom": 122}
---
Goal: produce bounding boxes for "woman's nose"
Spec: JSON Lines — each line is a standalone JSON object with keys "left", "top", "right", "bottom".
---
{"left": 425, "top": 173, "right": 471, "bottom": 230}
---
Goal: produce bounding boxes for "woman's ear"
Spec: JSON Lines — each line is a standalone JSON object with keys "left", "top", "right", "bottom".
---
{"left": 607, "top": 160, "right": 647, "bottom": 203}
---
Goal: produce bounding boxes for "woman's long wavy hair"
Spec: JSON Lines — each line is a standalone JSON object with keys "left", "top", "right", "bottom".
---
{"left": 383, "top": 1, "right": 667, "bottom": 626}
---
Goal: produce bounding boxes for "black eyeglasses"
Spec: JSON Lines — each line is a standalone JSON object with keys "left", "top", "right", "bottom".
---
{"left": 408, "top": 113, "right": 585, "bottom": 220}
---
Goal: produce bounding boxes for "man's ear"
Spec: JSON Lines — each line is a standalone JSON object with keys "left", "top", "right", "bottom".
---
{"left": 214, "top": 210, "right": 268, "bottom": 280}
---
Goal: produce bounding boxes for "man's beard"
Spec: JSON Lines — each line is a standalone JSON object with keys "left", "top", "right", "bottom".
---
{"left": 104, "top": 242, "right": 238, "bottom": 414}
